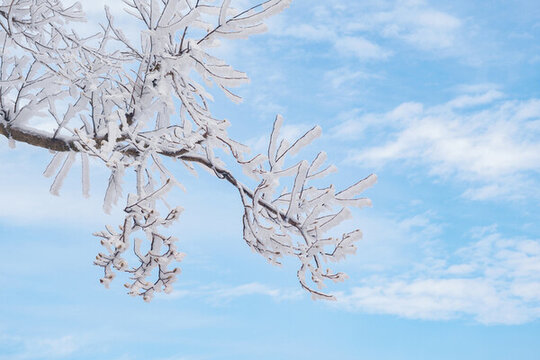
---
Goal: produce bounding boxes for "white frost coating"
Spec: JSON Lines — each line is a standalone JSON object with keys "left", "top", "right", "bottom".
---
{"left": 81, "top": 152, "right": 90, "bottom": 198}
{"left": 281, "top": 125, "right": 322, "bottom": 160}
{"left": 44, "top": 152, "right": 67, "bottom": 178}
{"left": 336, "top": 174, "right": 378, "bottom": 200}
{"left": 0, "top": 0, "right": 375, "bottom": 301}
{"left": 268, "top": 114, "right": 284, "bottom": 168}
{"left": 286, "top": 160, "right": 309, "bottom": 219}
{"left": 219, "top": 0, "right": 232, "bottom": 25}
{"left": 103, "top": 166, "right": 125, "bottom": 214}
{"left": 50, "top": 152, "right": 76, "bottom": 196}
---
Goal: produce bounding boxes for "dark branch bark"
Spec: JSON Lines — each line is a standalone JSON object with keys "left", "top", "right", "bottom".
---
{"left": 0, "top": 121, "right": 78, "bottom": 152}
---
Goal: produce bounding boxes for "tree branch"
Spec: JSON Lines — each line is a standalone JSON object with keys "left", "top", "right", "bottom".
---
{"left": 0, "top": 121, "right": 77, "bottom": 152}
{"left": 0, "top": 120, "right": 301, "bottom": 228}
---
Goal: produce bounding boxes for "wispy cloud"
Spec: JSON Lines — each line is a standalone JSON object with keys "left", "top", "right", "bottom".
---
{"left": 271, "top": 0, "right": 463, "bottom": 59}
{"left": 349, "top": 211, "right": 443, "bottom": 274}
{"left": 0, "top": 334, "right": 82, "bottom": 360}
{"left": 337, "top": 226, "right": 540, "bottom": 324}
{"left": 209, "top": 282, "right": 303, "bottom": 302}
{"left": 323, "top": 67, "right": 379, "bottom": 90}
{"left": 347, "top": 0, "right": 462, "bottom": 51}
{"left": 335, "top": 36, "right": 392, "bottom": 60}
{"left": 275, "top": 23, "right": 390, "bottom": 61}
{"left": 165, "top": 282, "right": 303, "bottom": 304}
{"left": 336, "top": 88, "right": 540, "bottom": 200}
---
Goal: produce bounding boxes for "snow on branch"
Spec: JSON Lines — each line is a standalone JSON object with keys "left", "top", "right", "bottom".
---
{"left": 0, "top": 0, "right": 376, "bottom": 301}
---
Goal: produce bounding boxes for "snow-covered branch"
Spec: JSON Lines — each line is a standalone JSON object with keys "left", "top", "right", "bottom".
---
{"left": 0, "top": 0, "right": 376, "bottom": 301}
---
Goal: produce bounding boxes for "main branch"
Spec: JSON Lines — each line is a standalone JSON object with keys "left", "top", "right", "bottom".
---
{"left": 0, "top": 120, "right": 301, "bottom": 228}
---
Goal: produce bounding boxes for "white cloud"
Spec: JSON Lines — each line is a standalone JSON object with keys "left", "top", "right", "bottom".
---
{"left": 0, "top": 334, "right": 82, "bottom": 360}
{"left": 349, "top": 212, "right": 443, "bottom": 273}
{"left": 277, "top": 23, "right": 334, "bottom": 42}
{"left": 461, "top": 184, "right": 506, "bottom": 201}
{"left": 335, "top": 36, "right": 392, "bottom": 60}
{"left": 444, "top": 90, "right": 504, "bottom": 109}
{"left": 164, "top": 282, "right": 303, "bottom": 303}
{"left": 345, "top": 0, "right": 462, "bottom": 51}
{"left": 454, "top": 82, "right": 502, "bottom": 94}
{"left": 323, "top": 67, "right": 379, "bottom": 90}
{"left": 209, "top": 282, "right": 303, "bottom": 302}
{"left": 338, "top": 89, "right": 540, "bottom": 200}
{"left": 337, "top": 226, "right": 540, "bottom": 324}
{"left": 34, "top": 336, "right": 80, "bottom": 358}
{"left": 273, "top": 19, "right": 390, "bottom": 61}
{"left": 272, "top": 0, "right": 463, "bottom": 58}
{"left": 382, "top": 9, "right": 461, "bottom": 50}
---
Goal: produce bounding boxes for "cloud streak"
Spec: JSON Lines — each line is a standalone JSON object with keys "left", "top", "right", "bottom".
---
{"left": 337, "top": 225, "right": 540, "bottom": 324}
{"left": 165, "top": 282, "right": 303, "bottom": 304}
{"left": 336, "top": 89, "right": 540, "bottom": 200}
{"left": 0, "top": 334, "right": 82, "bottom": 360}
{"left": 271, "top": 0, "right": 463, "bottom": 60}
{"left": 347, "top": 0, "right": 462, "bottom": 51}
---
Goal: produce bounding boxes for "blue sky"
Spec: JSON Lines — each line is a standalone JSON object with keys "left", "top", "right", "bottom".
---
{"left": 1, "top": 0, "right": 539, "bottom": 359}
